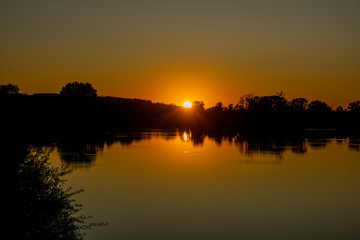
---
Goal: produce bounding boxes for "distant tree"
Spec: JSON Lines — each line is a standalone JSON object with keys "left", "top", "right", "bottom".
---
{"left": 193, "top": 101, "right": 205, "bottom": 111}
{"left": 213, "top": 102, "right": 224, "bottom": 111}
{"left": 238, "top": 93, "right": 255, "bottom": 110}
{"left": 60, "top": 82, "right": 97, "bottom": 98}
{"left": 276, "top": 91, "right": 285, "bottom": 98}
{"left": 336, "top": 106, "right": 345, "bottom": 112}
{"left": 233, "top": 104, "right": 245, "bottom": 111}
{"left": 290, "top": 98, "right": 308, "bottom": 112}
{"left": 307, "top": 100, "right": 332, "bottom": 112}
{"left": 348, "top": 101, "right": 360, "bottom": 112}
{"left": 0, "top": 83, "right": 20, "bottom": 96}
{"left": 227, "top": 104, "right": 234, "bottom": 111}
{"left": 259, "top": 94, "right": 288, "bottom": 112}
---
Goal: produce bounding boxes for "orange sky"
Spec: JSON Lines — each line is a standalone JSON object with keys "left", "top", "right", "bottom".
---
{"left": 1, "top": 0, "right": 360, "bottom": 108}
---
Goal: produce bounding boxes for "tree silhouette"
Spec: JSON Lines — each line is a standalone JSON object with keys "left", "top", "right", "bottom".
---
{"left": 290, "top": 98, "right": 308, "bottom": 112}
{"left": 238, "top": 93, "right": 288, "bottom": 112}
{"left": 307, "top": 100, "right": 332, "bottom": 112}
{"left": 211, "top": 102, "right": 224, "bottom": 111}
{"left": 348, "top": 100, "right": 360, "bottom": 112}
{"left": 60, "top": 82, "right": 97, "bottom": 98}
{"left": 193, "top": 101, "right": 205, "bottom": 111}
{"left": 8, "top": 147, "right": 100, "bottom": 239}
{"left": 258, "top": 94, "right": 288, "bottom": 112}
{"left": 238, "top": 93, "right": 256, "bottom": 110}
{"left": 336, "top": 106, "right": 345, "bottom": 112}
{"left": 0, "top": 83, "right": 19, "bottom": 96}
{"left": 227, "top": 103, "right": 234, "bottom": 111}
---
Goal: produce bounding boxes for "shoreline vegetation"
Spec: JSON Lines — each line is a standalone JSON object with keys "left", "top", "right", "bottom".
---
{"left": 4, "top": 146, "right": 107, "bottom": 239}
{"left": 1, "top": 82, "right": 360, "bottom": 139}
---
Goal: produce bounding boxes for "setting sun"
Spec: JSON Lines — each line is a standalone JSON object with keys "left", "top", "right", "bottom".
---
{"left": 183, "top": 101, "right": 192, "bottom": 108}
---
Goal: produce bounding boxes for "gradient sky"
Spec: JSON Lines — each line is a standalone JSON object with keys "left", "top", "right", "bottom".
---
{"left": 1, "top": 0, "right": 360, "bottom": 107}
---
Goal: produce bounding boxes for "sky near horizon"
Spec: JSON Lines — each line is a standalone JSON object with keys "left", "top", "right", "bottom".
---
{"left": 1, "top": 0, "right": 360, "bottom": 107}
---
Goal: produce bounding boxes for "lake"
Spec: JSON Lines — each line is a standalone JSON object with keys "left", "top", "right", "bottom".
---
{"left": 49, "top": 130, "right": 360, "bottom": 240}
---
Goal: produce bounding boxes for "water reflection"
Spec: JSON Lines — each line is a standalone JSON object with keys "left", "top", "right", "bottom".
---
{"left": 57, "top": 142, "right": 103, "bottom": 168}
{"left": 349, "top": 138, "right": 360, "bottom": 152}
{"left": 5, "top": 131, "right": 360, "bottom": 239}
{"left": 183, "top": 132, "right": 189, "bottom": 141}
{"left": 234, "top": 135, "right": 306, "bottom": 156}
{"left": 54, "top": 130, "right": 360, "bottom": 168}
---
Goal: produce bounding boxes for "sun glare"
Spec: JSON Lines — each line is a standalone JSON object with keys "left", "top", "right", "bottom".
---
{"left": 183, "top": 101, "right": 192, "bottom": 108}
{"left": 183, "top": 132, "right": 188, "bottom": 141}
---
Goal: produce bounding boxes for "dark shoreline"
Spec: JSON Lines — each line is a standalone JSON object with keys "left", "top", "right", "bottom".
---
{"left": 1, "top": 94, "right": 360, "bottom": 143}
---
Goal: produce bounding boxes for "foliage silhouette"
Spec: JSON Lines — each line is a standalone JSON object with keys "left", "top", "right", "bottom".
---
{"left": 60, "top": 82, "right": 97, "bottom": 98}
{"left": 211, "top": 102, "right": 224, "bottom": 111}
{"left": 348, "top": 101, "right": 360, "bottom": 112}
{"left": 5, "top": 146, "right": 107, "bottom": 239}
{"left": 192, "top": 101, "right": 205, "bottom": 111}
{"left": 290, "top": 98, "right": 308, "bottom": 112}
{"left": 307, "top": 100, "right": 332, "bottom": 112}
{"left": 0, "top": 83, "right": 20, "bottom": 96}
{"left": 336, "top": 106, "right": 345, "bottom": 112}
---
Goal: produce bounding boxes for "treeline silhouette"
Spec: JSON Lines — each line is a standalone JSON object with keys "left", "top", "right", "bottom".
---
{"left": 1, "top": 83, "right": 360, "bottom": 138}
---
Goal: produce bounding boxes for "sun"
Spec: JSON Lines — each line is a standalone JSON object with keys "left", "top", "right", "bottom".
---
{"left": 183, "top": 101, "right": 192, "bottom": 108}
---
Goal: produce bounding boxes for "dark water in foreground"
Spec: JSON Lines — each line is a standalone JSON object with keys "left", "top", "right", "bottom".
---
{"left": 48, "top": 131, "right": 360, "bottom": 240}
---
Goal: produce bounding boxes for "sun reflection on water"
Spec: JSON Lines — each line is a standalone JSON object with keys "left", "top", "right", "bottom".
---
{"left": 183, "top": 132, "right": 188, "bottom": 141}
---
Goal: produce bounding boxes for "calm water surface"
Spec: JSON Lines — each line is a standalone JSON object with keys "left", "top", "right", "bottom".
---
{"left": 50, "top": 131, "right": 360, "bottom": 240}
